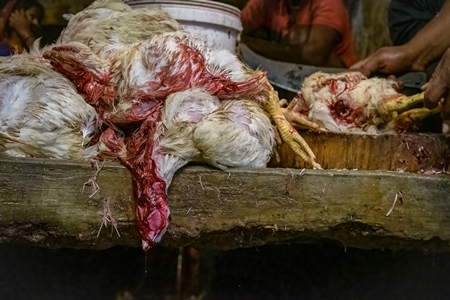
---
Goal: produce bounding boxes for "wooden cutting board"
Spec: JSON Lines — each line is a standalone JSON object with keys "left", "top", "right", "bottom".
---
{"left": 269, "top": 132, "right": 450, "bottom": 173}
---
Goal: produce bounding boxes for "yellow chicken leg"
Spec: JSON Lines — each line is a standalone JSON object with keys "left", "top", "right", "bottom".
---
{"left": 378, "top": 92, "right": 425, "bottom": 114}
{"left": 280, "top": 98, "right": 325, "bottom": 131}
{"left": 265, "top": 88, "right": 322, "bottom": 169}
{"left": 394, "top": 103, "right": 443, "bottom": 132}
{"left": 377, "top": 92, "right": 443, "bottom": 131}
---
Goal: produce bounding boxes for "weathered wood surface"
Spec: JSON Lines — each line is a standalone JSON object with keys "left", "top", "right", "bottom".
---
{"left": 270, "top": 132, "right": 450, "bottom": 174}
{"left": 1, "top": 157, "right": 450, "bottom": 252}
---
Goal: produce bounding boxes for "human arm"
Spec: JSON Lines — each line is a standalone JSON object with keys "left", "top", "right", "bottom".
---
{"left": 423, "top": 47, "right": 450, "bottom": 120}
{"left": 351, "top": 1, "right": 450, "bottom": 77}
{"left": 8, "top": 9, "right": 38, "bottom": 49}
{"left": 242, "top": 24, "right": 344, "bottom": 67}
{"left": 241, "top": 0, "right": 351, "bottom": 67}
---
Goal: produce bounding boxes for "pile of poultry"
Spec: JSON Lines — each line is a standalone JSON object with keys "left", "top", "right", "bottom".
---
{"left": 0, "top": 0, "right": 316, "bottom": 250}
{"left": 0, "top": 0, "right": 440, "bottom": 250}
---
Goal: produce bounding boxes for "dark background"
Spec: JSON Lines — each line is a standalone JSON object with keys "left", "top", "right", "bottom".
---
{"left": 1, "top": 241, "right": 450, "bottom": 300}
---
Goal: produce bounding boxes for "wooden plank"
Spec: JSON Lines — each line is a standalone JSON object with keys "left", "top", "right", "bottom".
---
{"left": 1, "top": 157, "right": 450, "bottom": 251}
{"left": 270, "top": 132, "right": 450, "bottom": 173}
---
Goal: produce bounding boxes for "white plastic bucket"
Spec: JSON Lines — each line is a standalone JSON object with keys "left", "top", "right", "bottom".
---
{"left": 124, "top": 0, "right": 242, "bottom": 53}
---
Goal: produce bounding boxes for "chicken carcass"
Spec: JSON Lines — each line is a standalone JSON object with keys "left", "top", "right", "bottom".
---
{"left": 0, "top": 54, "right": 98, "bottom": 160}
{"left": 43, "top": 34, "right": 283, "bottom": 250}
{"left": 282, "top": 71, "right": 442, "bottom": 134}
{"left": 5, "top": 0, "right": 318, "bottom": 250}
{"left": 53, "top": 0, "right": 317, "bottom": 168}
{"left": 159, "top": 89, "right": 275, "bottom": 171}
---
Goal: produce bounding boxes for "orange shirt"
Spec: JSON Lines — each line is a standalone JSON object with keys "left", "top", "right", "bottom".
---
{"left": 241, "top": 0, "right": 358, "bottom": 67}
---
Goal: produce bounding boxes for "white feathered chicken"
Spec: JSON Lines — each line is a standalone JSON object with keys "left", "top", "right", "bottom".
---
{"left": 58, "top": 0, "right": 183, "bottom": 54}
{"left": 0, "top": 0, "right": 317, "bottom": 251}
{"left": 42, "top": 33, "right": 283, "bottom": 250}
{"left": 0, "top": 54, "right": 98, "bottom": 160}
{"left": 282, "top": 71, "right": 442, "bottom": 134}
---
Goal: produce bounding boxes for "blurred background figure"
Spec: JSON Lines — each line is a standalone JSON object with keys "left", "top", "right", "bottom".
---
{"left": 0, "top": 0, "right": 44, "bottom": 56}
{"left": 240, "top": 0, "right": 357, "bottom": 68}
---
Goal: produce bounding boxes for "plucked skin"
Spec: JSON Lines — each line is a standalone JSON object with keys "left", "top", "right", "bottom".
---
{"left": 0, "top": 54, "right": 98, "bottom": 159}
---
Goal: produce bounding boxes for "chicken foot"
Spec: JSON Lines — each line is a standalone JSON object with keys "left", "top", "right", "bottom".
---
{"left": 378, "top": 92, "right": 443, "bottom": 131}
{"left": 265, "top": 89, "right": 322, "bottom": 169}
{"left": 394, "top": 103, "right": 443, "bottom": 132}
{"left": 378, "top": 92, "right": 426, "bottom": 115}
{"left": 279, "top": 98, "right": 325, "bottom": 131}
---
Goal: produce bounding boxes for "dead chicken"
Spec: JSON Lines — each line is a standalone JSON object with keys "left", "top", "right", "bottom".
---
{"left": 43, "top": 34, "right": 298, "bottom": 250}
{"left": 53, "top": 0, "right": 317, "bottom": 168}
{"left": 281, "top": 71, "right": 442, "bottom": 134}
{"left": 5, "top": 0, "right": 318, "bottom": 250}
{"left": 0, "top": 54, "right": 98, "bottom": 159}
{"left": 158, "top": 89, "right": 275, "bottom": 172}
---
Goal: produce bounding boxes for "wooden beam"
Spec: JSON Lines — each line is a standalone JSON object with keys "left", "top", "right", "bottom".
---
{"left": 0, "top": 157, "right": 449, "bottom": 252}
{"left": 270, "top": 132, "right": 450, "bottom": 173}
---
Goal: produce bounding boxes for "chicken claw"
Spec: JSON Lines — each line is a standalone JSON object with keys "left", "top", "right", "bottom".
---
{"left": 266, "top": 88, "right": 322, "bottom": 169}
{"left": 394, "top": 103, "right": 443, "bottom": 132}
{"left": 280, "top": 97, "right": 325, "bottom": 131}
{"left": 378, "top": 92, "right": 443, "bottom": 131}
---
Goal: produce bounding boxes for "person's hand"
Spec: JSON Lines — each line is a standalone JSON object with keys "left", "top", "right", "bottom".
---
{"left": 423, "top": 48, "right": 450, "bottom": 120}
{"left": 350, "top": 46, "right": 420, "bottom": 77}
{"left": 8, "top": 9, "right": 34, "bottom": 41}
